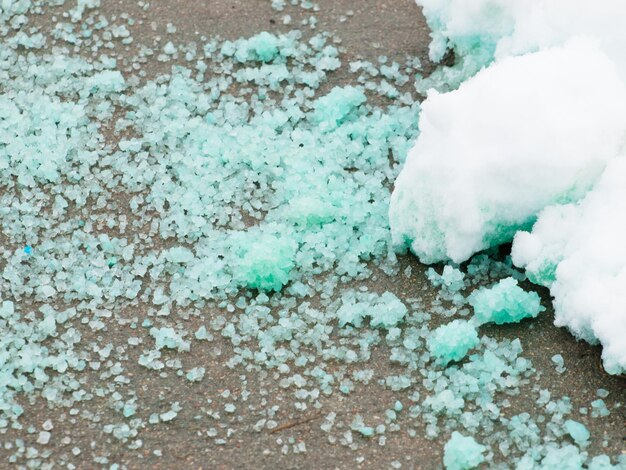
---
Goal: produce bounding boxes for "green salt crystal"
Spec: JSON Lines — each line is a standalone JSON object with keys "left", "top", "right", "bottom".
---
{"left": 165, "top": 247, "right": 194, "bottom": 264}
{"left": 370, "top": 292, "right": 407, "bottom": 328}
{"left": 443, "top": 432, "right": 486, "bottom": 470}
{"left": 186, "top": 367, "right": 206, "bottom": 382}
{"left": 123, "top": 403, "right": 136, "bottom": 418}
{"left": 470, "top": 277, "right": 544, "bottom": 325}
{"left": 540, "top": 444, "right": 585, "bottom": 470}
{"left": 564, "top": 419, "right": 590, "bottom": 447}
{"left": 588, "top": 455, "right": 617, "bottom": 470}
{"left": 247, "top": 32, "right": 280, "bottom": 62}
{"left": 427, "top": 265, "right": 466, "bottom": 292}
{"left": 591, "top": 399, "right": 610, "bottom": 418}
{"left": 428, "top": 320, "right": 479, "bottom": 364}
{"left": 350, "top": 415, "right": 375, "bottom": 437}
{"left": 336, "top": 291, "right": 406, "bottom": 329}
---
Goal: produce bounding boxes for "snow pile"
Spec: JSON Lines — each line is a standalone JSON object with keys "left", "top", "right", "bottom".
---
{"left": 391, "top": 0, "right": 626, "bottom": 373}
{"left": 390, "top": 39, "right": 626, "bottom": 264}
{"left": 513, "top": 158, "right": 626, "bottom": 374}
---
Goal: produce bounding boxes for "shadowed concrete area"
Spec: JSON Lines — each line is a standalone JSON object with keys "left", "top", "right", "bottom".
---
{"left": 1, "top": 1, "right": 623, "bottom": 469}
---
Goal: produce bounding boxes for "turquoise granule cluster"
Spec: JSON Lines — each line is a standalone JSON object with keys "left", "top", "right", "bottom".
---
{"left": 443, "top": 432, "right": 486, "bottom": 470}
{"left": 427, "top": 319, "right": 479, "bottom": 364}
{"left": 470, "top": 277, "right": 545, "bottom": 325}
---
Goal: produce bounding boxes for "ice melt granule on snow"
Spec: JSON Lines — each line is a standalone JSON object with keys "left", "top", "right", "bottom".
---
{"left": 512, "top": 158, "right": 626, "bottom": 375}
{"left": 389, "top": 39, "right": 626, "bottom": 264}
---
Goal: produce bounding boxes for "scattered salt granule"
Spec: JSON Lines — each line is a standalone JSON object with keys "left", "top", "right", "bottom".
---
{"left": 426, "top": 265, "right": 465, "bottom": 292}
{"left": 150, "top": 327, "right": 190, "bottom": 352}
{"left": 350, "top": 415, "right": 375, "bottom": 437}
{"left": 590, "top": 400, "right": 610, "bottom": 418}
{"left": 186, "top": 367, "right": 206, "bottom": 382}
{"left": 160, "top": 402, "right": 182, "bottom": 422}
{"left": 37, "top": 431, "right": 51, "bottom": 445}
{"left": 596, "top": 389, "right": 609, "bottom": 399}
{"left": 539, "top": 444, "right": 585, "bottom": 470}
{"left": 551, "top": 354, "right": 566, "bottom": 374}
{"left": 563, "top": 420, "right": 590, "bottom": 447}
{"left": 336, "top": 291, "right": 407, "bottom": 329}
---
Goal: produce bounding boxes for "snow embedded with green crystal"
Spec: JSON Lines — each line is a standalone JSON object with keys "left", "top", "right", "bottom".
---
{"left": 416, "top": 0, "right": 626, "bottom": 90}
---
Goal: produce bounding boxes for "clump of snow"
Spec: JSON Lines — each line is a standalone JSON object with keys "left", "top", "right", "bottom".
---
{"left": 390, "top": 38, "right": 626, "bottom": 264}
{"left": 417, "top": 0, "right": 626, "bottom": 90}
{"left": 512, "top": 158, "right": 626, "bottom": 374}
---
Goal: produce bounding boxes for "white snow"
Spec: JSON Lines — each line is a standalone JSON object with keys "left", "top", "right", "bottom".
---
{"left": 391, "top": 0, "right": 626, "bottom": 373}
{"left": 390, "top": 39, "right": 626, "bottom": 264}
{"left": 419, "top": 0, "right": 626, "bottom": 78}
{"left": 513, "top": 158, "right": 626, "bottom": 374}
